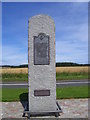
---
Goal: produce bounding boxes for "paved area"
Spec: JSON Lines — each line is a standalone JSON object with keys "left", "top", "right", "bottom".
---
{"left": 0, "top": 99, "right": 88, "bottom": 118}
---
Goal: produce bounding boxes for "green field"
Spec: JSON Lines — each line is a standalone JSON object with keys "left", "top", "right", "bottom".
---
{"left": 2, "top": 73, "right": 28, "bottom": 82}
{"left": 2, "top": 72, "right": 88, "bottom": 82}
{"left": 1, "top": 86, "right": 88, "bottom": 102}
{"left": 56, "top": 72, "right": 88, "bottom": 80}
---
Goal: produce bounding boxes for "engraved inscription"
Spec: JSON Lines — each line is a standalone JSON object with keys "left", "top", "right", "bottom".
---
{"left": 36, "top": 43, "right": 47, "bottom": 57}
{"left": 34, "top": 33, "right": 50, "bottom": 65}
{"left": 34, "top": 90, "right": 50, "bottom": 96}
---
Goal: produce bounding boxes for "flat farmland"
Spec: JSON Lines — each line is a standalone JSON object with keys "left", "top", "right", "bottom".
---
{"left": 2, "top": 68, "right": 28, "bottom": 74}
{"left": 56, "top": 66, "right": 88, "bottom": 73}
{"left": 1, "top": 66, "right": 88, "bottom": 74}
{"left": 1, "top": 66, "right": 89, "bottom": 82}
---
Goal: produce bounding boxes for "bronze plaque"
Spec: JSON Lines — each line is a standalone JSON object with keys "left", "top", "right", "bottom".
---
{"left": 34, "top": 33, "right": 50, "bottom": 65}
{"left": 34, "top": 90, "right": 50, "bottom": 96}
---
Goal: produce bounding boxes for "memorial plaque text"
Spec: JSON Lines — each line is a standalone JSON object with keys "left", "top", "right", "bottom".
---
{"left": 34, "top": 90, "right": 50, "bottom": 96}
{"left": 34, "top": 33, "right": 50, "bottom": 65}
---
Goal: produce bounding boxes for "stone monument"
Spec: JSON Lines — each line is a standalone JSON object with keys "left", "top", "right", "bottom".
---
{"left": 23, "top": 14, "right": 62, "bottom": 117}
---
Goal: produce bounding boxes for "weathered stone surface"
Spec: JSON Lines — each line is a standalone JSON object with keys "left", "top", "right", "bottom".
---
{"left": 1, "top": 99, "right": 88, "bottom": 118}
{"left": 28, "top": 14, "right": 56, "bottom": 112}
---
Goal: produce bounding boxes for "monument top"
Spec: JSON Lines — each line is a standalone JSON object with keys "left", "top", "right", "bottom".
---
{"left": 29, "top": 14, "right": 55, "bottom": 27}
{"left": 29, "top": 14, "right": 54, "bottom": 20}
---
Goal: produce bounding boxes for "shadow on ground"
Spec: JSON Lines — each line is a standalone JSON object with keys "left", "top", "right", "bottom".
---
{"left": 19, "top": 92, "right": 28, "bottom": 111}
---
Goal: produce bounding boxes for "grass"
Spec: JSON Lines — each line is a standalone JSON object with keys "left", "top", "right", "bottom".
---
{"left": 2, "top": 72, "right": 88, "bottom": 82}
{"left": 57, "top": 86, "right": 88, "bottom": 99}
{"left": 56, "top": 72, "right": 88, "bottom": 80}
{"left": 1, "top": 88, "right": 28, "bottom": 102}
{"left": 2, "top": 73, "right": 28, "bottom": 82}
{"left": 1, "top": 86, "right": 88, "bottom": 102}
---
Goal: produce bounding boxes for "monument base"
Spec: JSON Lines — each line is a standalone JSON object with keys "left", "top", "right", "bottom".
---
{"left": 22, "top": 101, "right": 62, "bottom": 118}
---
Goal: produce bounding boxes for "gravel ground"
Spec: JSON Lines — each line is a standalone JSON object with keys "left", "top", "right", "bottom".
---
{"left": 0, "top": 99, "right": 88, "bottom": 118}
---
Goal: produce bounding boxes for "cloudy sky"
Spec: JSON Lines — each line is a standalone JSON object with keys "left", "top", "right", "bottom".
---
{"left": 2, "top": 2, "right": 88, "bottom": 65}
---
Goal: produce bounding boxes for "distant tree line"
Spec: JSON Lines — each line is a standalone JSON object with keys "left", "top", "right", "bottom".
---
{"left": 1, "top": 64, "right": 28, "bottom": 68}
{"left": 56, "top": 62, "right": 89, "bottom": 67}
{"left": 1, "top": 62, "right": 90, "bottom": 68}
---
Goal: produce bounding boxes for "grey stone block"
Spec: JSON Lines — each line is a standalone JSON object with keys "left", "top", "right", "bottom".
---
{"left": 28, "top": 14, "right": 56, "bottom": 112}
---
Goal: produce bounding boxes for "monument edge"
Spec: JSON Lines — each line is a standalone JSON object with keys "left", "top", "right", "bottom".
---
{"left": 28, "top": 14, "right": 55, "bottom": 27}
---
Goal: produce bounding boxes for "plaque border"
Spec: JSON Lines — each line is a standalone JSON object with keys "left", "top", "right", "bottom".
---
{"left": 33, "top": 33, "right": 50, "bottom": 65}
{"left": 34, "top": 90, "right": 50, "bottom": 96}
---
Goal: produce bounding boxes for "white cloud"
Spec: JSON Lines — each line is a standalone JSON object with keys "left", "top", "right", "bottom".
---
{"left": 2, "top": 45, "right": 28, "bottom": 65}
{"left": 62, "top": 23, "right": 88, "bottom": 42}
{"left": 56, "top": 39, "right": 88, "bottom": 63}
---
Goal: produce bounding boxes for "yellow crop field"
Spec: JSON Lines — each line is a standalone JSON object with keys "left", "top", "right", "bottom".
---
{"left": 56, "top": 66, "right": 88, "bottom": 73}
{"left": 1, "top": 68, "right": 28, "bottom": 74}
{"left": 1, "top": 66, "right": 88, "bottom": 74}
